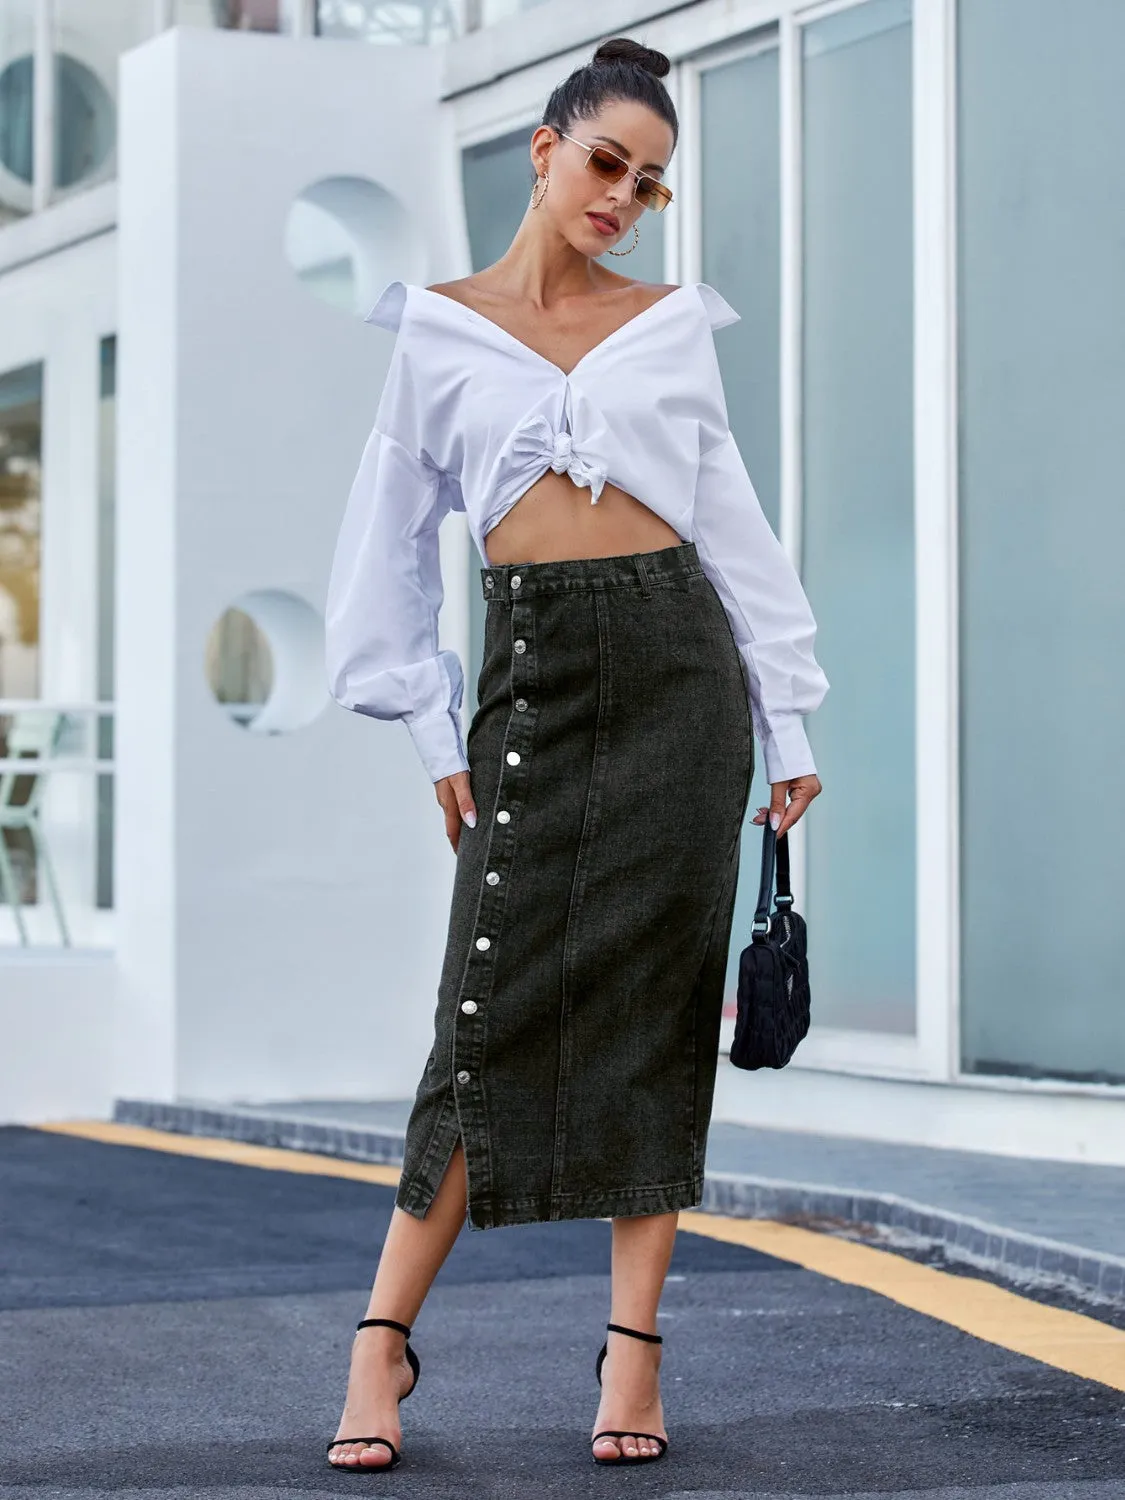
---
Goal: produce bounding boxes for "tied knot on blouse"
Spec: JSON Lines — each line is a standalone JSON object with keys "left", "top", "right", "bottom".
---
{"left": 513, "top": 414, "right": 608, "bottom": 504}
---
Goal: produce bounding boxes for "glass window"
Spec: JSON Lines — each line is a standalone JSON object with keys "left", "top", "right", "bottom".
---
{"left": 204, "top": 607, "right": 273, "bottom": 723}
{"left": 800, "top": 0, "right": 916, "bottom": 1033}
{"left": 0, "top": 1, "right": 35, "bottom": 223}
{"left": 461, "top": 129, "right": 531, "bottom": 708}
{"left": 468, "top": 0, "right": 552, "bottom": 32}
{"left": 96, "top": 336, "right": 116, "bottom": 911}
{"left": 701, "top": 46, "right": 780, "bottom": 532}
{"left": 0, "top": 363, "right": 43, "bottom": 925}
{"left": 316, "top": 0, "right": 458, "bottom": 44}
{"left": 958, "top": 0, "right": 1125, "bottom": 1084}
{"left": 699, "top": 44, "right": 784, "bottom": 1007}
{"left": 51, "top": 5, "right": 155, "bottom": 202}
{"left": 176, "top": 1, "right": 281, "bottom": 27}
{"left": 0, "top": 3, "right": 155, "bottom": 213}
{"left": 461, "top": 129, "right": 537, "bottom": 286}
{"left": 0, "top": 364, "right": 42, "bottom": 701}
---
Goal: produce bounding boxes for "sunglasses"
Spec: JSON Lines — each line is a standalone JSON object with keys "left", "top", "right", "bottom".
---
{"left": 557, "top": 131, "right": 674, "bottom": 214}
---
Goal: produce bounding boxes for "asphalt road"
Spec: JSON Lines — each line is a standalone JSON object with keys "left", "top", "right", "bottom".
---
{"left": 1, "top": 1125, "right": 1121, "bottom": 1499}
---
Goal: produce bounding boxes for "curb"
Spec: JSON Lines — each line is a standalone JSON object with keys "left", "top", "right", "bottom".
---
{"left": 700, "top": 1170, "right": 1125, "bottom": 1306}
{"left": 113, "top": 1098, "right": 1125, "bottom": 1308}
{"left": 114, "top": 1097, "right": 407, "bottom": 1168}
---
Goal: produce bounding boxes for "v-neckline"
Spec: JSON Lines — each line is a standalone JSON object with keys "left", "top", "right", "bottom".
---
{"left": 413, "top": 281, "right": 695, "bottom": 380}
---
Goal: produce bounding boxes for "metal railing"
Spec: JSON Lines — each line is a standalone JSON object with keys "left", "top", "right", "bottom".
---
{"left": 0, "top": 699, "right": 115, "bottom": 775}
{"left": 0, "top": 698, "right": 116, "bottom": 948}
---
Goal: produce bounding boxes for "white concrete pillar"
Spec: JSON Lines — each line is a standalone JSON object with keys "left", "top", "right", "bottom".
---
{"left": 115, "top": 28, "right": 468, "bottom": 1104}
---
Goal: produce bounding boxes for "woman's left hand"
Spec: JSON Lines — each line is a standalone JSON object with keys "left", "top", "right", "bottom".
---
{"left": 750, "top": 775, "right": 822, "bottom": 838}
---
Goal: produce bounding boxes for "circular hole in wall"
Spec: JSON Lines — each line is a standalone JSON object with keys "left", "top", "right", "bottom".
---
{"left": 205, "top": 589, "right": 326, "bottom": 734}
{"left": 0, "top": 53, "right": 114, "bottom": 193}
{"left": 284, "top": 175, "right": 419, "bottom": 317}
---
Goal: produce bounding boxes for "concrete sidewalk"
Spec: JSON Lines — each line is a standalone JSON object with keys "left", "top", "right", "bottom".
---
{"left": 113, "top": 1092, "right": 1125, "bottom": 1309}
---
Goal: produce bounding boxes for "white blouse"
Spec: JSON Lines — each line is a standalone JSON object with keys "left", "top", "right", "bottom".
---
{"left": 325, "top": 278, "right": 829, "bottom": 786}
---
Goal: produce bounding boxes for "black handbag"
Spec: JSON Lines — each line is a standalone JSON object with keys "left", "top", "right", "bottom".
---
{"left": 729, "top": 823, "right": 811, "bottom": 1070}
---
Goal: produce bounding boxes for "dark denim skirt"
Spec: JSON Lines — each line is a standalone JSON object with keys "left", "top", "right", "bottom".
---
{"left": 395, "top": 541, "right": 754, "bottom": 1230}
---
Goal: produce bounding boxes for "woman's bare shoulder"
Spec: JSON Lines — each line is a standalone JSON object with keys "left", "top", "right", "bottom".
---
{"left": 640, "top": 280, "right": 683, "bottom": 308}
{"left": 424, "top": 277, "right": 479, "bottom": 309}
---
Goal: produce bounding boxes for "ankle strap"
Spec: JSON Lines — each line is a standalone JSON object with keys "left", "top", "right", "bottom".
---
{"left": 606, "top": 1321, "right": 662, "bottom": 1345}
{"left": 356, "top": 1317, "right": 412, "bottom": 1338}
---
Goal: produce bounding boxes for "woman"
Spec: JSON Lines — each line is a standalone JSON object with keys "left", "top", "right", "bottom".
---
{"left": 323, "top": 35, "right": 828, "bottom": 1473}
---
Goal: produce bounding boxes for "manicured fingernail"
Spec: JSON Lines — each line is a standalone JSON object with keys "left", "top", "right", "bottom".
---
{"left": 463, "top": 810, "right": 476, "bottom": 827}
{"left": 770, "top": 813, "right": 781, "bottom": 830}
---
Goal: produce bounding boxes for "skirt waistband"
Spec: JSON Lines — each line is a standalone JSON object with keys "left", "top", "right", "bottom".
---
{"left": 480, "top": 541, "right": 702, "bottom": 602}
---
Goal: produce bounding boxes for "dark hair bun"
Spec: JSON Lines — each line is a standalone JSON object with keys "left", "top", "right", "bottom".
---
{"left": 592, "top": 36, "right": 671, "bottom": 80}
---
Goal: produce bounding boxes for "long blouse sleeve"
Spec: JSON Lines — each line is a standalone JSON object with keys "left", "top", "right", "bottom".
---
{"left": 690, "top": 428, "right": 829, "bottom": 785}
{"left": 325, "top": 409, "right": 469, "bottom": 784}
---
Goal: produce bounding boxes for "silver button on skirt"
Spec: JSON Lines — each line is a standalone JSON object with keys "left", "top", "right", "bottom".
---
{"left": 395, "top": 541, "right": 754, "bottom": 1230}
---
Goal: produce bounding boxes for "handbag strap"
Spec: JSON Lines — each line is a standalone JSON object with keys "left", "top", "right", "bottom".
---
{"left": 775, "top": 829, "right": 793, "bottom": 907}
{"left": 751, "top": 822, "right": 793, "bottom": 939}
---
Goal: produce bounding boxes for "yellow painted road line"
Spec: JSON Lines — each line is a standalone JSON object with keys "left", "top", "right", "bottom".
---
{"left": 678, "top": 1210, "right": 1125, "bottom": 1393}
{"left": 36, "top": 1119, "right": 402, "bottom": 1189}
{"left": 35, "top": 1120, "right": 1125, "bottom": 1393}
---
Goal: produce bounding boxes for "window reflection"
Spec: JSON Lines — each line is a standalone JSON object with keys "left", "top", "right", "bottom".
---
{"left": 205, "top": 607, "right": 274, "bottom": 728}
{"left": 0, "top": 0, "right": 35, "bottom": 223}
{"left": 175, "top": 1, "right": 281, "bottom": 28}
{"left": 800, "top": 0, "right": 916, "bottom": 1034}
{"left": 317, "top": 0, "right": 460, "bottom": 45}
{"left": 0, "top": 5, "right": 152, "bottom": 210}
{"left": 0, "top": 362, "right": 43, "bottom": 919}
{"left": 958, "top": 0, "right": 1125, "bottom": 1084}
{"left": 97, "top": 337, "right": 116, "bottom": 911}
{"left": 699, "top": 46, "right": 782, "bottom": 1016}
{"left": 0, "top": 364, "right": 42, "bottom": 703}
{"left": 55, "top": 3, "right": 155, "bottom": 199}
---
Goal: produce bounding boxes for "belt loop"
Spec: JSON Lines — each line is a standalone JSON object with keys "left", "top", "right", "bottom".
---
{"left": 634, "top": 554, "right": 652, "bottom": 598}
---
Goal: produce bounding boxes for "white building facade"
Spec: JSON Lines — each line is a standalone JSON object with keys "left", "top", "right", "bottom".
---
{"left": 1, "top": 0, "right": 1122, "bottom": 1166}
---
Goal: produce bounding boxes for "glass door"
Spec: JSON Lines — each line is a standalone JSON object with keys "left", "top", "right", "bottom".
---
{"left": 696, "top": 40, "right": 783, "bottom": 1016}
{"left": 957, "top": 0, "right": 1125, "bottom": 1085}
{"left": 799, "top": 0, "right": 917, "bottom": 1037}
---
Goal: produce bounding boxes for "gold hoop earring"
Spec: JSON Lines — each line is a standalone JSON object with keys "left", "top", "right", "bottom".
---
{"left": 531, "top": 172, "right": 549, "bottom": 209}
{"left": 605, "top": 221, "right": 640, "bottom": 257}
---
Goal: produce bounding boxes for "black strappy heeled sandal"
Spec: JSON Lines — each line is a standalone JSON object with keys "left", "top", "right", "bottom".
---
{"left": 326, "top": 1317, "right": 421, "bottom": 1473}
{"left": 591, "top": 1321, "right": 669, "bottom": 1465}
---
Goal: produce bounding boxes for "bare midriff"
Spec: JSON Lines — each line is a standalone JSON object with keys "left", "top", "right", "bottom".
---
{"left": 483, "top": 473, "right": 683, "bottom": 565}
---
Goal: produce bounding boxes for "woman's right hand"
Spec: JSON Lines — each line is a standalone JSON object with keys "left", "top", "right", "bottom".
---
{"left": 435, "top": 770, "right": 477, "bottom": 854}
